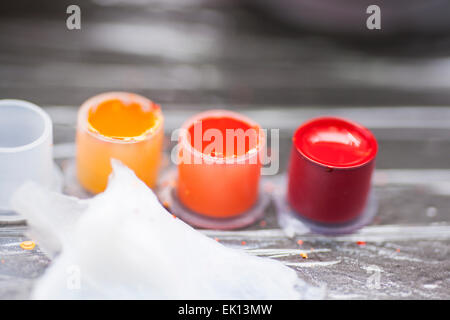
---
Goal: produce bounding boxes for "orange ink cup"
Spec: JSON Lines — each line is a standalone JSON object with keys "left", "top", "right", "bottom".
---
{"left": 177, "top": 110, "right": 265, "bottom": 218}
{"left": 76, "top": 92, "right": 164, "bottom": 194}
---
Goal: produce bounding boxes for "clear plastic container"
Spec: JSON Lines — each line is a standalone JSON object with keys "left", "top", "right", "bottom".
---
{"left": 0, "top": 99, "right": 54, "bottom": 211}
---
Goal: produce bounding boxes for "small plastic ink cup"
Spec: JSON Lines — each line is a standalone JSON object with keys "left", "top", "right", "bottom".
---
{"left": 0, "top": 100, "right": 54, "bottom": 211}
{"left": 76, "top": 92, "right": 164, "bottom": 194}
{"left": 159, "top": 110, "right": 269, "bottom": 229}
{"left": 281, "top": 116, "right": 378, "bottom": 234}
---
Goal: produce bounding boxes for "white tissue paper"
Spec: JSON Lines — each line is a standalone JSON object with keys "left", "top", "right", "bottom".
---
{"left": 12, "top": 160, "right": 322, "bottom": 299}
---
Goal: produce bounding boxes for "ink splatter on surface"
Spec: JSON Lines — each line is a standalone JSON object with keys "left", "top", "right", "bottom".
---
{"left": 20, "top": 241, "right": 36, "bottom": 250}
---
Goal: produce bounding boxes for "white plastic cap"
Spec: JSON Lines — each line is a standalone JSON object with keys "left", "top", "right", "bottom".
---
{"left": 0, "top": 99, "right": 53, "bottom": 211}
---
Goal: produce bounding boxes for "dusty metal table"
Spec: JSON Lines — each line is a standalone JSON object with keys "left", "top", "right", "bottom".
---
{"left": 1, "top": 106, "right": 449, "bottom": 299}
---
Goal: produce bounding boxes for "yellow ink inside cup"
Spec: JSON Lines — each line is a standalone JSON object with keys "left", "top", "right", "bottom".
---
{"left": 87, "top": 98, "right": 159, "bottom": 140}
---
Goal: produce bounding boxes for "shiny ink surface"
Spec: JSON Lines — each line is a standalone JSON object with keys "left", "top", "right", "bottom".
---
{"left": 293, "top": 117, "right": 377, "bottom": 168}
{"left": 88, "top": 98, "right": 160, "bottom": 140}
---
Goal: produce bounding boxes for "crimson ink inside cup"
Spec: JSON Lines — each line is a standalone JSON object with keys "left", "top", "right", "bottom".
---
{"left": 287, "top": 117, "right": 378, "bottom": 225}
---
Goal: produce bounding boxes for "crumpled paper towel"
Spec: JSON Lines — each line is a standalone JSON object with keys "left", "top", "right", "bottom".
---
{"left": 12, "top": 160, "right": 322, "bottom": 299}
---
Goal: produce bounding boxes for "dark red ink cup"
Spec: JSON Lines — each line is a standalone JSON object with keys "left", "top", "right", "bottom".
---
{"left": 287, "top": 117, "right": 378, "bottom": 225}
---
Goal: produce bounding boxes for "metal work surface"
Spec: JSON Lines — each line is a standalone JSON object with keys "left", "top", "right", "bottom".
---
{"left": 0, "top": 0, "right": 449, "bottom": 299}
{"left": 1, "top": 106, "right": 449, "bottom": 299}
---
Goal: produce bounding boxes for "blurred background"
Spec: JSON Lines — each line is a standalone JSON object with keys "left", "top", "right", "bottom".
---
{"left": 1, "top": 0, "right": 450, "bottom": 109}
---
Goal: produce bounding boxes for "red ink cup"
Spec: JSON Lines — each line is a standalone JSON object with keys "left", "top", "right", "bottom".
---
{"left": 287, "top": 117, "right": 378, "bottom": 225}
